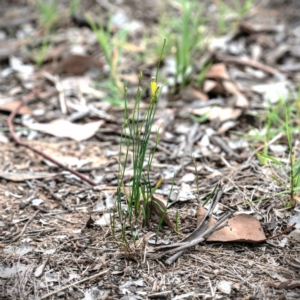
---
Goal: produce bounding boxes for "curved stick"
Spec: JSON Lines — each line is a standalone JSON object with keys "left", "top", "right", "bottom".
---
{"left": 7, "top": 98, "right": 97, "bottom": 186}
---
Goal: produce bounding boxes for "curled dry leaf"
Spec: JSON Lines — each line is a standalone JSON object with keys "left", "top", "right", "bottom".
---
{"left": 205, "top": 63, "right": 248, "bottom": 108}
{"left": 203, "top": 80, "right": 217, "bottom": 93}
{"left": 197, "top": 206, "right": 266, "bottom": 243}
{"left": 179, "top": 86, "right": 208, "bottom": 102}
{"left": 150, "top": 194, "right": 176, "bottom": 233}
{"left": 24, "top": 119, "right": 104, "bottom": 142}
{"left": 222, "top": 81, "right": 249, "bottom": 108}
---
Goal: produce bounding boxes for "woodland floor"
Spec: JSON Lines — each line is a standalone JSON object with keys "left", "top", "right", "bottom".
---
{"left": 1, "top": 0, "right": 300, "bottom": 299}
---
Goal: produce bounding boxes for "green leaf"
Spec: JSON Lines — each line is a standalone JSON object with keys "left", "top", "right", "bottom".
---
{"left": 269, "top": 175, "right": 287, "bottom": 189}
{"left": 257, "top": 153, "right": 285, "bottom": 167}
{"left": 203, "top": 183, "right": 218, "bottom": 206}
{"left": 285, "top": 107, "right": 292, "bottom": 151}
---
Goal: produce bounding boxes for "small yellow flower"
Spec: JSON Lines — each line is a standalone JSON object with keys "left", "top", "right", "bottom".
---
{"left": 150, "top": 77, "right": 157, "bottom": 98}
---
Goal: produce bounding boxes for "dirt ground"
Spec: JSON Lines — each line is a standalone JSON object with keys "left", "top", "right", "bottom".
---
{"left": 1, "top": 0, "right": 300, "bottom": 299}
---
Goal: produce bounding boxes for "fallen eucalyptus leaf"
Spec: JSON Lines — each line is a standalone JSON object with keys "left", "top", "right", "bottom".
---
{"left": 197, "top": 207, "right": 266, "bottom": 243}
{"left": 0, "top": 171, "right": 57, "bottom": 182}
{"left": 24, "top": 119, "right": 103, "bottom": 142}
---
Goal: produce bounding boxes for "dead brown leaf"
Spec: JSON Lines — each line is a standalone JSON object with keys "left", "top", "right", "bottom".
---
{"left": 150, "top": 194, "right": 176, "bottom": 233}
{"left": 268, "top": 280, "right": 300, "bottom": 290}
{"left": 0, "top": 100, "right": 31, "bottom": 115}
{"left": 206, "top": 63, "right": 230, "bottom": 80}
{"left": 203, "top": 80, "right": 217, "bottom": 93}
{"left": 180, "top": 86, "right": 208, "bottom": 101}
{"left": 197, "top": 207, "right": 266, "bottom": 243}
{"left": 0, "top": 171, "right": 57, "bottom": 182}
{"left": 190, "top": 106, "right": 242, "bottom": 122}
{"left": 223, "top": 81, "right": 249, "bottom": 108}
{"left": 204, "top": 64, "right": 249, "bottom": 108}
{"left": 24, "top": 119, "right": 104, "bottom": 142}
{"left": 55, "top": 54, "right": 102, "bottom": 75}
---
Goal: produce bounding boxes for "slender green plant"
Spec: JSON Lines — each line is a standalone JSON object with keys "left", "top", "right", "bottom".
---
{"left": 69, "top": 0, "right": 80, "bottom": 14}
{"left": 296, "top": 86, "right": 300, "bottom": 119}
{"left": 156, "top": 0, "right": 207, "bottom": 91}
{"left": 86, "top": 14, "right": 128, "bottom": 101}
{"left": 114, "top": 41, "right": 166, "bottom": 244}
{"left": 37, "top": 0, "right": 59, "bottom": 33}
{"left": 203, "top": 183, "right": 218, "bottom": 206}
{"left": 190, "top": 113, "right": 210, "bottom": 124}
{"left": 256, "top": 107, "right": 300, "bottom": 208}
{"left": 215, "top": 0, "right": 253, "bottom": 34}
{"left": 198, "top": 61, "right": 212, "bottom": 88}
{"left": 34, "top": 0, "right": 59, "bottom": 67}
{"left": 175, "top": 0, "right": 206, "bottom": 89}
{"left": 32, "top": 39, "right": 51, "bottom": 67}
{"left": 246, "top": 97, "right": 288, "bottom": 149}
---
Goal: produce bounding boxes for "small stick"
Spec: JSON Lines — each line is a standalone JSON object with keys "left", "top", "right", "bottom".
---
{"left": 154, "top": 212, "right": 231, "bottom": 259}
{"left": 256, "top": 222, "right": 296, "bottom": 243}
{"left": 148, "top": 291, "right": 171, "bottom": 298}
{"left": 210, "top": 135, "right": 240, "bottom": 159}
{"left": 7, "top": 101, "right": 97, "bottom": 186}
{"left": 19, "top": 190, "right": 37, "bottom": 209}
{"left": 35, "top": 180, "right": 71, "bottom": 210}
{"left": 216, "top": 54, "right": 279, "bottom": 76}
{"left": 11, "top": 210, "right": 39, "bottom": 242}
{"left": 41, "top": 269, "right": 109, "bottom": 299}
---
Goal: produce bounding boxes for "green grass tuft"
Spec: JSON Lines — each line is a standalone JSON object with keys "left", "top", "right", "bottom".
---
{"left": 113, "top": 41, "right": 167, "bottom": 245}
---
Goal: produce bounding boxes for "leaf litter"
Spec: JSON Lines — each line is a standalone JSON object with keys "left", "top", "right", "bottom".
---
{"left": 0, "top": 0, "right": 300, "bottom": 299}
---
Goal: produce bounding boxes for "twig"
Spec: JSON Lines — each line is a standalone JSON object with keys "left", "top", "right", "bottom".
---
{"left": 45, "top": 214, "right": 80, "bottom": 224}
{"left": 7, "top": 101, "right": 97, "bottom": 186}
{"left": 11, "top": 210, "right": 39, "bottom": 242}
{"left": 19, "top": 190, "right": 37, "bottom": 209}
{"left": 216, "top": 54, "right": 279, "bottom": 76}
{"left": 148, "top": 291, "right": 171, "bottom": 298}
{"left": 154, "top": 213, "right": 231, "bottom": 259}
{"left": 210, "top": 135, "right": 240, "bottom": 159}
{"left": 257, "top": 222, "right": 296, "bottom": 243}
{"left": 35, "top": 180, "right": 71, "bottom": 210}
{"left": 40, "top": 268, "right": 109, "bottom": 299}
{"left": 153, "top": 183, "right": 232, "bottom": 263}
